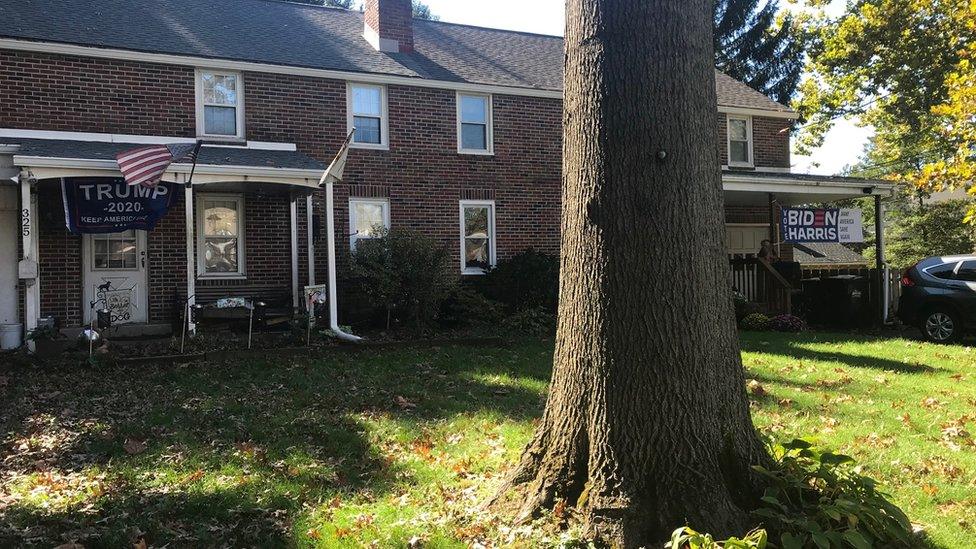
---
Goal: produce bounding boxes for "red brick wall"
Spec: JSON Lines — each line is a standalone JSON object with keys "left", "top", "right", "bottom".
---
{"left": 0, "top": 50, "right": 195, "bottom": 136}
{"left": 718, "top": 114, "right": 791, "bottom": 169}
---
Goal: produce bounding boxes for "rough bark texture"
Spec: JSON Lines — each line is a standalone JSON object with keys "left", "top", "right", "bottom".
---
{"left": 498, "top": 1, "right": 772, "bottom": 545}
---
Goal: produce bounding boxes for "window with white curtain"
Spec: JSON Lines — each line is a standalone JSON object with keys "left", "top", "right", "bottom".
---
{"left": 197, "top": 194, "right": 245, "bottom": 277}
{"left": 727, "top": 115, "right": 753, "bottom": 166}
{"left": 196, "top": 70, "right": 244, "bottom": 139}
{"left": 460, "top": 200, "right": 496, "bottom": 274}
{"left": 349, "top": 198, "right": 391, "bottom": 251}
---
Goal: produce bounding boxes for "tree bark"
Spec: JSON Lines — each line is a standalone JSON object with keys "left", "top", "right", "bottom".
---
{"left": 497, "top": 1, "right": 772, "bottom": 545}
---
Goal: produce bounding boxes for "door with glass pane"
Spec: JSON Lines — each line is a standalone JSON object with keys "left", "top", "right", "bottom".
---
{"left": 83, "top": 230, "right": 148, "bottom": 325}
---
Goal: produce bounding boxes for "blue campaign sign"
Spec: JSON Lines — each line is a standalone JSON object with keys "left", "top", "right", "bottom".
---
{"left": 61, "top": 178, "right": 176, "bottom": 234}
{"left": 780, "top": 207, "right": 865, "bottom": 244}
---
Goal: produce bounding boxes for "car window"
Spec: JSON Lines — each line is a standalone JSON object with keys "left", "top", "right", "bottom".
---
{"left": 927, "top": 262, "right": 959, "bottom": 280}
{"left": 956, "top": 261, "right": 976, "bottom": 282}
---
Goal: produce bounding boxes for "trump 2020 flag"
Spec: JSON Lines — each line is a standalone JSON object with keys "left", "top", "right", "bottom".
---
{"left": 116, "top": 141, "right": 201, "bottom": 187}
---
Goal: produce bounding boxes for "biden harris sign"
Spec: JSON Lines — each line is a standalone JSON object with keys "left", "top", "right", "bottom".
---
{"left": 62, "top": 178, "right": 176, "bottom": 234}
{"left": 781, "top": 208, "right": 864, "bottom": 244}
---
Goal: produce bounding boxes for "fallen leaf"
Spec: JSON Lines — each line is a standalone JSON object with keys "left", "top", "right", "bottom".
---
{"left": 306, "top": 528, "right": 321, "bottom": 540}
{"left": 747, "top": 380, "right": 766, "bottom": 397}
{"left": 123, "top": 439, "right": 147, "bottom": 455}
{"left": 394, "top": 396, "right": 417, "bottom": 410}
{"left": 922, "top": 483, "right": 939, "bottom": 496}
{"left": 133, "top": 539, "right": 148, "bottom": 549}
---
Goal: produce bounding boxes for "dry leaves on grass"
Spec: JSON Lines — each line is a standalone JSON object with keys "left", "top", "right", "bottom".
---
{"left": 123, "top": 438, "right": 147, "bottom": 455}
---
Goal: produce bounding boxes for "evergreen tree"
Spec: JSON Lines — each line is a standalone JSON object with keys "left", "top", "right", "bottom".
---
{"left": 714, "top": 0, "right": 803, "bottom": 104}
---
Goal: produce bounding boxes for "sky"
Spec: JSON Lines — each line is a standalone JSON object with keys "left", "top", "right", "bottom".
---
{"left": 420, "top": 0, "right": 869, "bottom": 176}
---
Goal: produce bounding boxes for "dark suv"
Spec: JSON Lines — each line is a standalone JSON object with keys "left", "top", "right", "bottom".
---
{"left": 899, "top": 255, "right": 976, "bottom": 342}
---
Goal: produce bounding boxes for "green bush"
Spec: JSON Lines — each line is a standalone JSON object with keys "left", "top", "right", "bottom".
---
{"left": 438, "top": 287, "right": 505, "bottom": 329}
{"left": 667, "top": 440, "right": 914, "bottom": 549}
{"left": 667, "top": 527, "right": 767, "bottom": 549}
{"left": 351, "top": 228, "right": 456, "bottom": 331}
{"left": 500, "top": 306, "right": 557, "bottom": 337}
{"left": 740, "top": 313, "right": 771, "bottom": 331}
{"left": 479, "top": 249, "right": 559, "bottom": 313}
{"left": 753, "top": 439, "right": 914, "bottom": 549}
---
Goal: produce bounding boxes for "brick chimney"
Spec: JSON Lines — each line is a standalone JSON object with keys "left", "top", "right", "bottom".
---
{"left": 363, "top": 0, "right": 414, "bottom": 53}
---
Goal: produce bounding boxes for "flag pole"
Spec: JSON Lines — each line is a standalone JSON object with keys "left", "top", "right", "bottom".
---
{"left": 185, "top": 140, "right": 203, "bottom": 189}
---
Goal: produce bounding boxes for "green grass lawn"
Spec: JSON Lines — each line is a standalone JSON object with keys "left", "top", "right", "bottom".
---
{"left": 1, "top": 332, "right": 974, "bottom": 547}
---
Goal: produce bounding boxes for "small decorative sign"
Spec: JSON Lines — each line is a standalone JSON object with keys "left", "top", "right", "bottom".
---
{"left": 781, "top": 208, "right": 864, "bottom": 244}
{"left": 61, "top": 177, "right": 176, "bottom": 234}
{"left": 103, "top": 289, "right": 133, "bottom": 324}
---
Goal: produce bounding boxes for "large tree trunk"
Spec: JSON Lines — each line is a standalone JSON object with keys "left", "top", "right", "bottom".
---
{"left": 497, "top": 1, "right": 771, "bottom": 545}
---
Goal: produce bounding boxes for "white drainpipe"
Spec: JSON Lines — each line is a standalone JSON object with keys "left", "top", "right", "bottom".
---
{"left": 324, "top": 178, "right": 362, "bottom": 344}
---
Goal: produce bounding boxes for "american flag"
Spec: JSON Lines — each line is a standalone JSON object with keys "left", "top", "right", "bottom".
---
{"left": 115, "top": 142, "right": 201, "bottom": 187}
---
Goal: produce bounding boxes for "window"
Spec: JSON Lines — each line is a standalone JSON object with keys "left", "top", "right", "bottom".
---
{"left": 197, "top": 194, "right": 245, "bottom": 277}
{"left": 956, "top": 261, "right": 976, "bottom": 282}
{"left": 457, "top": 93, "right": 493, "bottom": 154}
{"left": 459, "top": 200, "right": 496, "bottom": 274}
{"left": 927, "top": 262, "right": 959, "bottom": 280}
{"left": 196, "top": 69, "right": 244, "bottom": 139}
{"left": 727, "top": 115, "right": 753, "bottom": 166}
{"left": 349, "top": 198, "right": 391, "bottom": 251}
{"left": 348, "top": 83, "right": 388, "bottom": 148}
{"left": 92, "top": 231, "right": 138, "bottom": 270}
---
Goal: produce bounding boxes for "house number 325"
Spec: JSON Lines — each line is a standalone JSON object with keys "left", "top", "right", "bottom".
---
{"left": 21, "top": 208, "right": 31, "bottom": 237}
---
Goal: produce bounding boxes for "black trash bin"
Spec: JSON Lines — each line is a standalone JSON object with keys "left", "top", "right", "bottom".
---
{"left": 801, "top": 275, "right": 871, "bottom": 329}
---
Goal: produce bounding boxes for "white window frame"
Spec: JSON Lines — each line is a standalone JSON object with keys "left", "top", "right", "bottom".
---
{"left": 195, "top": 69, "right": 246, "bottom": 141}
{"left": 347, "top": 82, "right": 389, "bottom": 150}
{"left": 196, "top": 193, "right": 246, "bottom": 279}
{"left": 349, "top": 197, "right": 391, "bottom": 252}
{"left": 456, "top": 92, "right": 494, "bottom": 155}
{"left": 459, "top": 200, "right": 496, "bottom": 275}
{"left": 727, "top": 115, "right": 754, "bottom": 167}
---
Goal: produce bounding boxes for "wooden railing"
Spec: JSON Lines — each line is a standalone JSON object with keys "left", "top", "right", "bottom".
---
{"left": 730, "top": 257, "right": 794, "bottom": 315}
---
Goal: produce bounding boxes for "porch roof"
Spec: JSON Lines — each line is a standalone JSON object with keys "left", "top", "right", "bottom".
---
{"left": 4, "top": 138, "right": 325, "bottom": 188}
{"left": 723, "top": 170, "right": 896, "bottom": 206}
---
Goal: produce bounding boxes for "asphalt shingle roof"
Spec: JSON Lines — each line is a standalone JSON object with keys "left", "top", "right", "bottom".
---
{"left": 793, "top": 242, "right": 869, "bottom": 267}
{"left": 0, "top": 0, "right": 792, "bottom": 113}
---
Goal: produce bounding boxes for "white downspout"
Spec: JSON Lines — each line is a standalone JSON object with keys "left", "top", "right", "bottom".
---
{"left": 325, "top": 179, "right": 362, "bottom": 343}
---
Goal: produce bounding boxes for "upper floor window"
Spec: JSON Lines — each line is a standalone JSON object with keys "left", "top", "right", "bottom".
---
{"left": 197, "top": 194, "right": 246, "bottom": 278}
{"left": 196, "top": 70, "right": 244, "bottom": 140}
{"left": 460, "top": 200, "right": 496, "bottom": 275}
{"left": 349, "top": 198, "right": 391, "bottom": 251}
{"left": 727, "top": 115, "right": 753, "bottom": 167}
{"left": 457, "top": 93, "right": 493, "bottom": 154}
{"left": 348, "top": 83, "right": 388, "bottom": 149}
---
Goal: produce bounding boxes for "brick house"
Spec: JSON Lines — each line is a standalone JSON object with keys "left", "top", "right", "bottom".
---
{"left": 0, "top": 0, "right": 892, "bottom": 347}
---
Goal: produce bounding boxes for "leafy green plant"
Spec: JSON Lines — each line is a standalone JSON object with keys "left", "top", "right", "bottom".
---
{"left": 753, "top": 439, "right": 914, "bottom": 549}
{"left": 500, "top": 306, "right": 557, "bottom": 337}
{"left": 351, "top": 228, "right": 456, "bottom": 331}
{"left": 438, "top": 287, "right": 505, "bottom": 329}
{"left": 740, "top": 313, "right": 771, "bottom": 331}
{"left": 667, "top": 526, "right": 768, "bottom": 549}
{"left": 478, "top": 249, "right": 559, "bottom": 314}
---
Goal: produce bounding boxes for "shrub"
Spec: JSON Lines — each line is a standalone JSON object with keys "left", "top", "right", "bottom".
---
{"left": 667, "top": 440, "right": 914, "bottom": 549}
{"left": 753, "top": 439, "right": 914, "bottom": 549}
{"left": 479, "top": 249, "right": 559, "bottom": 313}
{"left": 667, "top": 527, "right": 767, "bottom": 549}
{"left": 438, "top": 287, "right": 505, "bottom": 329}
{"left": 351, "top": 228, "right": 456, "bottom": 331}
{"left": 740, "top": 313, "right": 770, "bottom": 331}
{"left": 500, "top": 306, "right": 557, "bottom": 337}
{"left": 768, "top": 314, "right": 806, "bottom": 333}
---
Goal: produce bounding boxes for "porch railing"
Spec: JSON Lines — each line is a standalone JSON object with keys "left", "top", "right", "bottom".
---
{"left": 729, "top": 257, "right": 793, "bottom": 315}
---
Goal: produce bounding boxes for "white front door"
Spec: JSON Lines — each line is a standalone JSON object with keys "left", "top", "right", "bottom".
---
{"left": 0, "top": 187, "right": 18, "bottom": 324}
{"left": 83, "top": 230, "right": 149, "bottom": 325}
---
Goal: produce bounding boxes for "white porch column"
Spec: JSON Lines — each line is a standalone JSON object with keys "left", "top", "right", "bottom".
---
{"left": 306, "top": 193, "right": 316, "bottom": 286}
{"left": 18, "top": 171, "right": 38, "bottom": 352}
{"left": 290, "top": 193, "right": 300, "bottom": 310}
{"left": 184, "top": 176, "right": 196, "bottom": 335}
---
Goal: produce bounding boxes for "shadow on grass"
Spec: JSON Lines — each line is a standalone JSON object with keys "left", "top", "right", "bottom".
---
{"left": 740, "top": 335, "right": 937, "bottom": 374}
{"left": 0, "top": 343, "right": 552, "bottom": 547}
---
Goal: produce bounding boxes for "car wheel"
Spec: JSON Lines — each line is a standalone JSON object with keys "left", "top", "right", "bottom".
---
{"left": 921, "top": 308, "right": 960, "bottom": 343}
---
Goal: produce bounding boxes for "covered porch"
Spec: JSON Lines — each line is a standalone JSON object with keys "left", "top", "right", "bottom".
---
{"left": 721, "top": 170, "right": 896, "bottom": 320}
{"left": 2, "top": 136, "right": 325, "bottom": 349}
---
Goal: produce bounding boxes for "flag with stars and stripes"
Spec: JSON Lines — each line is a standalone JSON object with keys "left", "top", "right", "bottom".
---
{"left": 116, "top": 141, "right": 201, "bottom": 187}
